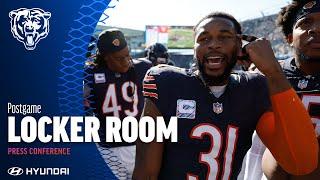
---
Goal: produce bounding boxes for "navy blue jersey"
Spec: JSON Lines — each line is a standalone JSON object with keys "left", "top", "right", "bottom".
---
{"left": 85, "top": 59, "right": 151, "bottom": 147}
{"left": 143, "top": 65, "right": 271, "bottom": 180}
{"left": 282, "top": 58, "right": 320, "bottom": 137}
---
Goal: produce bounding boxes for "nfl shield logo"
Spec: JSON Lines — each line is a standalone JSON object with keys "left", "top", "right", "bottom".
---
{"left": 298, "top": 79, "right": 308, "bottom": 89}
{"left": 213, "top": 102, "right": 223, "bottom": 114}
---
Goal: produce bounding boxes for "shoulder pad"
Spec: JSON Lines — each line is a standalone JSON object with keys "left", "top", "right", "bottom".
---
{"left": 148, "top": 65, "right": 186, "bottom": 76}
{"left": 133, "top": 58, "right": 151, "bottom": 65}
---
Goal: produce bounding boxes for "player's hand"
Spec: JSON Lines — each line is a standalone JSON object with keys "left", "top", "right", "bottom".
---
{"left": 240, "top": 35, "right": 282, "bottom": 76}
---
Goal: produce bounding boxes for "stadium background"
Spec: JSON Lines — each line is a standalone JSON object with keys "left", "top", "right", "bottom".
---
{"left": 94, "top": 14, "right": 292, "bottom": 69}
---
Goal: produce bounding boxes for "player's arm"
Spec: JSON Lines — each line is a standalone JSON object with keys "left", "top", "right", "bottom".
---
{"left": 243, "top": 36, "right": 318, "bottom": 175}
{"left": 262, "top": 142, "right": 320, "bottom": 180}
{"left": 133, "top": 98, "right": 164, "bottom": 180}
{"left": 256, "top": 88, "right": 318, "bottom": 175}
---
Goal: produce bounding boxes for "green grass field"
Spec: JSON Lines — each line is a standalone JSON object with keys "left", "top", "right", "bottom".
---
{"left": 168, "top": 28, "right": 194, "bottom": 48}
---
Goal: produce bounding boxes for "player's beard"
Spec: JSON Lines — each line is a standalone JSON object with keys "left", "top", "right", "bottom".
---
{"left": 296, "top": 48, "right": 320, "bottom": 63}
{"left": 196, "top": 50, "right": 238, "bottom": 86}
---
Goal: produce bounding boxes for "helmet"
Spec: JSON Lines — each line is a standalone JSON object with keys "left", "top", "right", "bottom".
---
{"left": 145, "top": 43, "right": 169, "bottom": 65}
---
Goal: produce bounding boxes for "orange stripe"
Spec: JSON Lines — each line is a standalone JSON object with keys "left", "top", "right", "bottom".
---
{"left": 143, "top": 84, "right": 157, "bottom": 90}
{"left": 145, "top": 75, "right": 155, "bottom": 81}
{"left": 143, "top": 91, "right": 158, "bottom": 99}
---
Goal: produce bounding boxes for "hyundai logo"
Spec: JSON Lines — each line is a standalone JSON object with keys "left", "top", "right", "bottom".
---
{"left": 7, "top": 167, "right": 23, "bottom": 176}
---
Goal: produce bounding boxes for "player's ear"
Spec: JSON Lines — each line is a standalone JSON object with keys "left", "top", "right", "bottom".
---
{"left": 286, "top": 34, "right": 293, "bottom": 46}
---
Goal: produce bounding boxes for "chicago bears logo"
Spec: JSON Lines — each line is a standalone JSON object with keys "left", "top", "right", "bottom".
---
{"left": 9, "top": 8, "right": 51, "bottom": 50}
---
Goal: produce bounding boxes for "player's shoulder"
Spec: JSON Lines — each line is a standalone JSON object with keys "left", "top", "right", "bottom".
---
{"left": 235, "top": 70, "right": 266, "bottom": 82}
{"left": 144, "top": 65, "right": 193, "bottom": 86}
{"left": 84, "top": 61, "right": 102, "bottom": 83}
{"left": 133, "top": 58, "right": 152, "bottom": 69}
{"left": 84, "top": 61, "right": 99, "bottom": 73}
{"left": 146, "top": 64, "right": 189, "bottom": 78}
{"left": 231, "top": 71, "right": 268, "bottom": 91}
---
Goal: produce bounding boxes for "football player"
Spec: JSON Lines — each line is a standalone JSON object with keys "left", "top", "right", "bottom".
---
{"left": 84, "top": 29, "right": 151, "bottom": 179}
{"left": 132, "top": 12, "right": 318, "bottom": 180}
{"left": 143, "top": 43, "right": 170, "bottom": 66}
{"left": 262, "top": 0, "right": 320, "bottom": 179}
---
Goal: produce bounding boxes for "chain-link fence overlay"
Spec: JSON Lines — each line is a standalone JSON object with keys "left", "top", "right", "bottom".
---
{"left": 58, "top": 0, "right": 126, "bottom": 179}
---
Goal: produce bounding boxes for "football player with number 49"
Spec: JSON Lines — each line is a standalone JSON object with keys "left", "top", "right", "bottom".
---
{"left": 133, "top": 11, "right": 318, "bottom": 180}
{"left": 84, "top": 29, "right": 151, "bottom": 180}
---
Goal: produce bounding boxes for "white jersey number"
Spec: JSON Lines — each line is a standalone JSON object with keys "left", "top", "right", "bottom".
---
{"left": 102, "top": 81, "right": 138, "bottom": 117}
{"left": 188, "top": 124, "right": 239, "bottom": 180}
{"left": 301, "top": 94, "right": 320, "bottom": 137}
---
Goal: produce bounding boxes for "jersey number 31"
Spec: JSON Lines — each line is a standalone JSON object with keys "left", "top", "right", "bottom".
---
{"left": 188, "top": 124, "right": 239, "bottom": 180}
